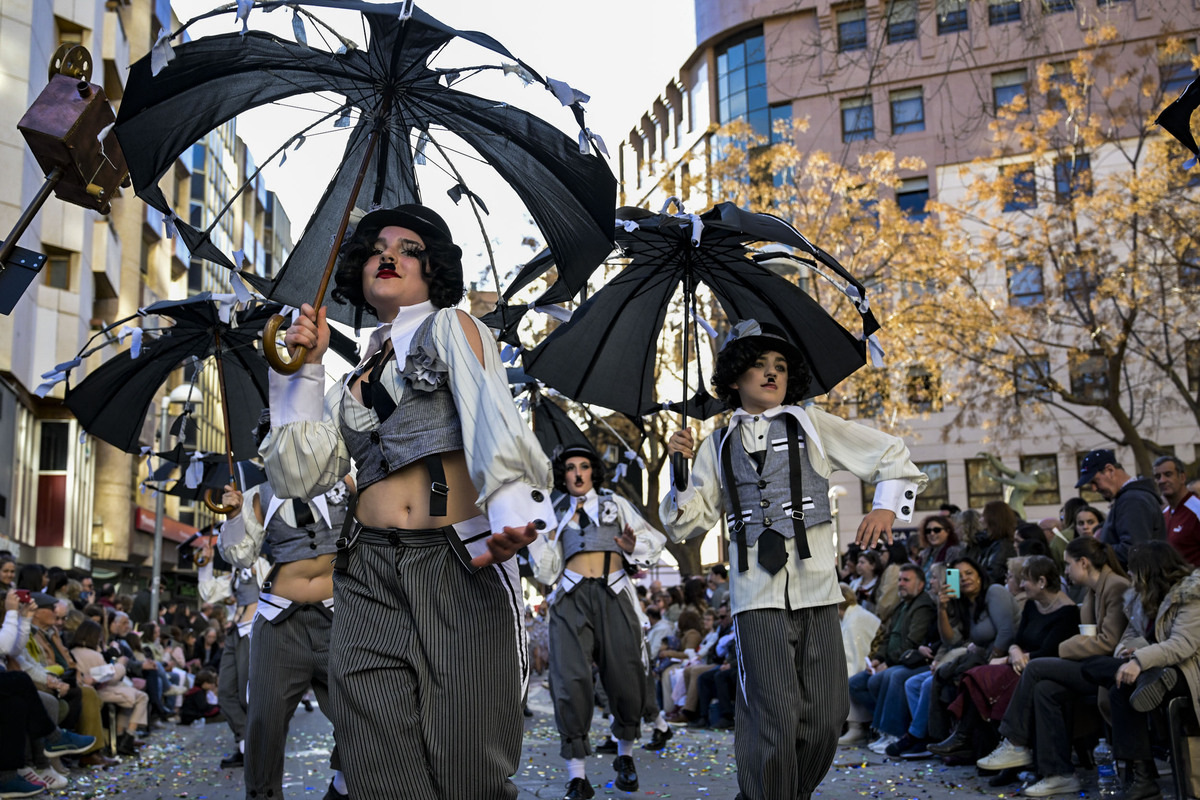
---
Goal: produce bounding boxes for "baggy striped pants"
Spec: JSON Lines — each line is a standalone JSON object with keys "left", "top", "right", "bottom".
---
{"left": 329, "top": 525, "right": 526, "bottom": 799}
{"left": 548, "top": 580, "right": 645, "bottom": 758}
{"left": 732, "top": 603, "right": 848, "bottom": 800}
{"left": 244, "top": 604, "right": 337, "bottom": 799}
{"left": 218, "top": 626, "right": 249, "bottom": 744}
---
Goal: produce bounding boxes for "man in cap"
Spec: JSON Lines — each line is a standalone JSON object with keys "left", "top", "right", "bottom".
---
{"left": 533, "top": 443, "right": 665, "bottom": 800}
{"left": 663, "top": 319, "right": 926, "bottom": 800}
{"left": 1074, "top": 449, "right": 1164, "bottom": 567}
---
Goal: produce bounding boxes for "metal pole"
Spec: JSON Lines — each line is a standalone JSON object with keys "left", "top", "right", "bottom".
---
{"left": 150, "top": 397, "right": 168, "bottom": 623}
{"left": 0, "top": 166, "right": 64, "bottom": 270}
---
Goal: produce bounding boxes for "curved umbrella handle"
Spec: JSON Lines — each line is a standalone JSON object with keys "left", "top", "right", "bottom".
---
{"left": 203, "top": 487, "right": 239, "bottom": 515}
{"left": 672, "top": 452, "right": 689, "bottom": 492}
{"left": 263, "top": 314, "right": 306, "bottom": 375}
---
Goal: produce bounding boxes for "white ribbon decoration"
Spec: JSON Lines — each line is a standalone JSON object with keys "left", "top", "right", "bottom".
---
{"left": 578, "top": 129, "right": 609, "bottom": 157}
{"left": 546, "top": 77, "right": 590, "bottom": 106}
{"left": 150, "top": 28, "right": 175, "bottom": 76}
{"left": 531, "top": 304, "right": 572, "bottom": 323}
{"left": 500, "top": 344, "right": 522, "bottom": 364}
{"left": 229, "top": 271, "right": 254, "bottom": 304}
{"left": 502, "top": 63, "right": 535, "bottom": 85}
{"left": 690, "top": 309, "right": 717, "bottom": 339}
{"left": 613, "top": 463, "right": 628, "bottom": 481}
{"left": 867, "top": 334, "right": 886, "bottom": 367}
{"left": 291, "top": 7, "right": 308, "bottom": 45}
{"left": 185, "top": 452, "right": 206, "bottom": 489}
{"left": 398, "top": 0, "right": 415, "bottom": 21}
{"left": 129, "top": 327, "right": 144, "bottom": 358}
{"left": 235, "top": 0, "right": 253, "bottom": 33}
{"left": 616, "top": 218, "right": 640, "bottom": 232}
{"left": 334, "top": 107, "right": 351, "bottom": 128}
{"left": 415, "top": 131, "right": 430, "bottom": 166}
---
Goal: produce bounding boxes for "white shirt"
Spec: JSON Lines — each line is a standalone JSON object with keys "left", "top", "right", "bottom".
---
{"left": 533, "top": 489, "right": 666, "bottom": 586}
{"left": 660, "top": 403, "right": 926, "bottom": 615}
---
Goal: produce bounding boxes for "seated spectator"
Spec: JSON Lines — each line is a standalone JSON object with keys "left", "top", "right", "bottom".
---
{"left": 850, "top": 550, "right": 886, "bottom": 613}
{"left": 929, "top": 556, "right": 1078, "bottom": 760}
{"left": 190, "top": 627, "right": 222, "bottom": 673}
{"left": 0, "top": 557, "right": 15, "bottom": 592}
{"left": 976, "top": 537, "right": 1130, "bottom": 796}
{"left": 695, "top": 609, "right": 738, "bottom": 730}
{"left": 106, "top": 613, "right": 172, "bottom": 721}
{"left": 680, "top": 577, "right": 709, "bottom": 618}
{"left": 1081, "top": 541, "right": 1200, "bottom": 800}
{"left": 1050, "top": 498, "right": 1088, "bottom": 569}
{"left": 179, "top": 670, "right": 223, "bottom": 725}
{"left": 916, "top": 516, "right": 964, "bottom": 589}
{"left": 846, "top": 565, "right": 933, "bottom": 751}
{"left": 659, "top": 610, "right": 703, "bottom": 721}
{"left": 682, "top": 609, "right": 735, "bottom": 727}
{"left": 1004, "top": 556, "right": 1030, "bottom": 614}
{"left": 1074, "top": 506, "right": 1105, "bottom": 539}
{"left": 839, "top": 585, "right": 881, "bottom": 688}
{"left": 70, "top": 620, "right": 149, "bottom": 756}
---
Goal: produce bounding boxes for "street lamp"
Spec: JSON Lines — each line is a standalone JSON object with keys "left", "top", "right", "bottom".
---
{"left": 151, "top": 384, "right": 202, "bottom": 622}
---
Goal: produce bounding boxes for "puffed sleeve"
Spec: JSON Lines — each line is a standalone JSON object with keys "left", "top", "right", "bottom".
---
{"left": 659, "top": 431, "right": 726, "bottom": 544}
{"left": 615, "top": 495, "right": 667, "bottom": 568}
{"left": 261, "top": 365, "right": 351, "bottom": 500}
{"left": 218, "top": 485, "right": 267, "bottom": 569}
{"left": 433, "top": 309, "right": 554, "bottom": 538}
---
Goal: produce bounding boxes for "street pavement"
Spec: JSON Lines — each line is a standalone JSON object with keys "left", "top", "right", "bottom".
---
{"left": 46, "top": 682, "right": 1126, "bottom": 799}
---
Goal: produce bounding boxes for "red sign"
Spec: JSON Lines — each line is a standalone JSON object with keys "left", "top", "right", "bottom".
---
{"left": 133, "top": 507, "right": 198, "bottom": 544}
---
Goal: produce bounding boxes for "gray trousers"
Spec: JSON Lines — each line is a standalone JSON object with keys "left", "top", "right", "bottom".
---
{"left": 998, "top": 657, "right": 1094, "bottom": 777}
{"left": 548, "top": 580, "right": 645, "bottom": 759}
{"left": 330, "top": 526, "right": 526, "bottom": 800}
{"left": 733, "top": 604, "right": 848, "bottom": 800}
{"left": 244, "top": 604, "right": 337, "bottom": 800}
{"left": 218, "top": 625, "right": 250, "bottom": 744}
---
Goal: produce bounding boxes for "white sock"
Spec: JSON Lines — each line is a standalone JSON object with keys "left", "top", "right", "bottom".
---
{"left": 654, "top": 712, "right": 669, "bottom": 733}
{"left": 616, "top": 739, "right": 634, "bottom": 757}
{"left": 238, "top": 740, "right": 245, "bottom": 754}
{"left": 332, "top": 771, "right": 348, "bottom": 795}
{"left": 566, "top": 758, "right": 587, "bottom": 780}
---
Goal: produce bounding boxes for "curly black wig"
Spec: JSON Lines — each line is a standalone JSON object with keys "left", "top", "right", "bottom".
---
{"left": 711, "top": 337, "right": 811, "bottom": 410}
{"left": 552, "top": 450, "right": 608, "bottom": 494}
{"left": 330, "top": 222, "right": 465, "bottom": 316}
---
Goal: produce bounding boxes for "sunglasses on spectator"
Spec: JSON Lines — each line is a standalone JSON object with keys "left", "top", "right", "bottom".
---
{"left": 926, "top": 526, "right": 946, "bottom": 534}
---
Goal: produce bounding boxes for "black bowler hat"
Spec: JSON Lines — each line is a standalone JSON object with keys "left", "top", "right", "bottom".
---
{"left": 720, "top": 318, "right": 804, "bottom": 369}
{"left": 356, "top": 204, "right": 463, "bottom": 260}
{"left": 1075, "top": 448, "right": 1117, "bottom": 488}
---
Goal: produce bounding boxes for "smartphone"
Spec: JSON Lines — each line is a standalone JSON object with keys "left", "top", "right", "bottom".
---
{"left": 945, "top": 568, "right": 960, "bottom": 599}
{"left": 14, "top": 589, "right": 31, "bottom": 604}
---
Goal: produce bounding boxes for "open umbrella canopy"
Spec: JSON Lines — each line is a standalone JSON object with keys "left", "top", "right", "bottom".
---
{"left": 522, "top": 201, "right": 881, "bottom": 418}
{"left": 149, "top": 451, "right": 268, "bottom": 502}
{"left": 115, "top": 0, "right": 616, "bottom": 325}
{"left": 64, "top": 294, "right": 276, "bottom": 460}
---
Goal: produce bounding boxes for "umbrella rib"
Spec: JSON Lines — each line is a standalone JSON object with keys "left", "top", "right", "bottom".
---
{"left": 425, "top": 131, "right": 502, "bottom": 294}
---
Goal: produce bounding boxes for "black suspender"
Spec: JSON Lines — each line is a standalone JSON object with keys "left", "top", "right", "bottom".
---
{"left": 720, "top": 431, "right": 751, "bottom": 573}
{"left": 784, "top": 415, "right": 811, "bottom": 560}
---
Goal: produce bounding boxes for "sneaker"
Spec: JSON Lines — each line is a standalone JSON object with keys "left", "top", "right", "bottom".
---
{"left": 886, "top": 733, "right": 931, "bottom": 759}
{"left": 868, "top": 733, "right": 899, "bottom": 754}
{"left": 642, "top": 727, "right": 674, "bottom": 751}
{"left": 1021, "top": 773, "right": 1081, "bottom": 796}
{"left": 43, "top": 729, "right": 96, "bottom": 757}
{"left": 1131, "top": 667, "right": 1178, "bottom": 713}
{"left": 978, "top": 739, "right": 1034, "bottom": 771}
{"left": 0, "top": 775, "right": 45, "bottom": 798}
{"left": 838, "top": 722, "right": 870, "bottom": 746}
{"left": 18, "top": 767, "right": 65, "bottom": 791}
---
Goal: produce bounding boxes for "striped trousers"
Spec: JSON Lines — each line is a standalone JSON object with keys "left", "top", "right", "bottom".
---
{"left": 218, "top": 626, "right": 250, "bottom": 744}
{"left": 733, "top": 603, "right": 848, "bottom": 800}
{"left": 244, "top": 605, "right": 336, "bottom": 799}
{"left": 329, "top": 526, "right": 526, "bottom": 800}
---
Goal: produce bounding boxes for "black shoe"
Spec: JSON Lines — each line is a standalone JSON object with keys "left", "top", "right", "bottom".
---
{"left": 220, "top": 751, "right": 244, "bottom": 768}
{"left": 886, "top": 733, "right": 930, "bottom": 758}
{"left": 642, "top": 726, "right": 674, "bottom": 751}
{"left": 713, "top": 716, "right": 735, "bottom": 730}
{"left": 1130, "top": 668, "right": 1178, "bottom": 713}
{"left": 987, "top": 767, "right": 1021, "bottom": 788}
{"left": 1121, "top": 759, "right": 1163, "bottom": 800}
{"left": 927, "top": 727, "right": 971, "bottom": 756}
{"left": 116, "top": 732, "right": 140, "bottom": 757}
{"left": 321, "top": 782, "right": 348, "bottom": 800}
{"left": 523, "top": 704, "right": 534, "bottom": 718}
{"left": 686, "top": 717, "right": 711, "bottom": 729}
{"left": 594, "top": 736, "right": 618, "bottom": 754}
{"left": 302, "top": 698, "right": 314, "bottom": 713}
{"left": 563, "top": 777, "right": 595, "bottom": 800}
{"left": 613, "top": 755, "right": 638, "bottom": 792}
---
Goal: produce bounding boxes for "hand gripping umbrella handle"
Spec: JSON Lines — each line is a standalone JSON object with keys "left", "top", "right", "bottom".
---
{"left": 672, "top": 452, "right": 689, "bottom": 492}
{"left": 263, "top": 314, "right": 305, "bottom": 374}
{"left": 203, "top": 486, "right": 239, "bottom": 515}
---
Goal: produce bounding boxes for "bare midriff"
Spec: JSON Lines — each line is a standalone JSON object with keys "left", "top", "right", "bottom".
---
{"left": 234, "top": 602, "right": 257, "bottom": 626}
{"left": 565, "top": 550, "right": 615, "bottom": 578}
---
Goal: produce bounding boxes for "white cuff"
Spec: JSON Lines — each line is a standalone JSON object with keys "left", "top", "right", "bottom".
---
{"left": 485, "top": 481, "right": 555, "bottom": 536}
{"left": 872, "top": 479, "right": 921, "bottom": 522}
{"left": 218, "top": 514, "right": 246, "bottom": 552}
{"left": 268, "top": 364, "right": 325, "bottom": 425}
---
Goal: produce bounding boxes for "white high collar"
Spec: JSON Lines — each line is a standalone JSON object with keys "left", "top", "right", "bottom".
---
{"left": 361, "top": 300, "right": 436, "bottom": 368}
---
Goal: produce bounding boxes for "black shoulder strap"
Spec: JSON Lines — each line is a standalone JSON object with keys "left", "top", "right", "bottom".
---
{"left": 785, "top": 415, "right": 811, "bottom": 561}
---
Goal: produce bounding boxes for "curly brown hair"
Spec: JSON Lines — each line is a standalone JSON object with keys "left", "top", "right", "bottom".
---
{"left": 331, "top": 221, "right": 464, "bottom": 316}
{"left": 711, "top": 338, "right": 811, "bottom": 410}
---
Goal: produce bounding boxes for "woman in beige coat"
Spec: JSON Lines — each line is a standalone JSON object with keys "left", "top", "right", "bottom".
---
{"left": 1082, "top": 541, "right": 1200, "bottom": 800}
{"left": 70, "top": 619, "right": 148, "bottom": 756}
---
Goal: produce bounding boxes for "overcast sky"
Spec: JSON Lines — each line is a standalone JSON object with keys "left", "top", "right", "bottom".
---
{"left": 170, "top": 0, "right": 696, "bottom": 289}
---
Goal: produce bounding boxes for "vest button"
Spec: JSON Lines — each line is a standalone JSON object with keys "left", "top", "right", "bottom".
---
{"left": 763, "top": 517, "right": 772, "bottom": 526}
{"left": 309, "top": 543, "right": 317, "bottom": 550}
{"left": 531, "top": 490, "right": 545, "bottom": 503}
{"left": 308, "top": 531, "right": 316, "bottom": 539}
{"left": 757, "top": 480, "right": 767, "bottom": 489}
{"left": 759, "top": 499, "right": 770, "bottom": 509}
{"left": 369, "top": 431, "right": 381, "bottom": 444}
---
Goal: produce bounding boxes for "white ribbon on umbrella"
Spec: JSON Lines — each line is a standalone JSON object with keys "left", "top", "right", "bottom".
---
{"left": 151, "top": 28, "right": 176, "bottom": 76}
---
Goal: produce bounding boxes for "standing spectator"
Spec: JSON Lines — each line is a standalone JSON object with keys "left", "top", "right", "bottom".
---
{"left": 708, "top": 565, "right": 730, "bottom": 610}
{"left": 1075, "top": 448, "right": 1165, "bottom": 566}
{"left": 974, "top": 502, "right": 1019, "bottom": 587}
{"left": 78, "top": 575, "right": 94, "bottom": 606}
{"left": 130, "top": 582, "right": 152, "bottom": 625}
{"left": 96, "top": 584, "right": 116, "bottom": 609}
{"left": 1155, "top": 455, "right": 1200, "bottom": 566}
{"left": 16, "top": 564, "right": 46, "bottom": 592}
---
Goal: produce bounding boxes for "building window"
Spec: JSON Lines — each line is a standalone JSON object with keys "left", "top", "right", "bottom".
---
{"left": 1054, "top": 154, "right": 1093, "bottom": 202}
{"left": 989, "top": 0, "right": 1022, "bottom": 24}
{"left": 905, "top": 366, "right": 940, "bottom": 411}
{"left": 890, "top": 88, "right": 925, "bottom": 134}
{"left": 916, "top": 461, "right": 950, "bottom": 511}
{"left": 887, "top": 0, "right": 918, "bottom": 43}
{"left": 39, "top": 421, "right": 69, "bottom": 471}
{"left": 1069, "top": 350, "right": 1109, "bottom": 402}
{"left": 1020, "top": 454, "right": 1061, "bottom": 506}
{"left": 1014, "top": 354, "right": 1051, "bottom": 403}
{"left": 837, "top": 5, "right": 868, "bottom": 52}
{"left": 1002, "top": 163, "right": 1037, "bottom": 211}
{"left": 769, "top": 103, "right": 792, "bottom": 144}
{"left": 1159, "top": 39, "right": 1198, "bottom": 97}
{"left": 1187, "top": 340, "right": 1200, "bottom": 391}
{"left": 937, "top": 0, "right": 969, "bottom": 32}
{"left": 1046, "top": 60, "right": 1075, "bottom": 110}
{"left": 897, "top": 177, "right": 930, "bottom": 220}
{"left": 43, "top": 249, "right": 71, "bottom": 290}
{"left": 993, "top": 69, "right": 1030, "bottom": 113}
{"left": 1064, "top": 264, "right": 1097, "bottom": 305}
{"left": 1180, "top": 248, "right": 1200, "bottom": 289}
{"left": 841, "top": 96, "right": 874, "bottom": 142}
{"left": 1097, "top": 0, "right": 1130, "bottom": 6}
{"left": 716, "top": 29, "right": 769, "bottom": 136}
{"left": 1007, "top": 261, "right": 1045, "bottom": 306}
{"left": 1043, "top": 0, "right": 1074, "bottom": 11}
{"left": 966, "top": 457, "right": 1005, "bottom": 508}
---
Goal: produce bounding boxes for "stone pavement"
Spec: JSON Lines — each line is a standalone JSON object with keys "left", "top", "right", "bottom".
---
{"left": 44, "top": 684, "right": 1139, "bottom": 799}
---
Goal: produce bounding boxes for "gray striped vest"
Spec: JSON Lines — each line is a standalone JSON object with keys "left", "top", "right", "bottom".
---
{"left": 722, "top": 416, "right": 831, "bottom": 547}
{"left": 232, "top": 569, "right": 259, "bottom": 607}
{"left": 555, "top": 491, "right": 627, "bottom": 562}
{"left": 339, "top": 314, "right": 464, "bottom": 493}
{"left": 259, "top": 483, "right": 345, "bottom": 565}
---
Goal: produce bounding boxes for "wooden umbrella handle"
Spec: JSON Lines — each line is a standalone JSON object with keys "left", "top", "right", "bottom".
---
{"left": 263, "top": 315, "right": 305, "bottom": 374}
{"left": 203, "top": 485, "right": 239, "bottom": 515}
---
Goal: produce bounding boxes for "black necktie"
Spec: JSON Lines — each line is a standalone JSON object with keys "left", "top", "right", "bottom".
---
{"left": 292, "top": 498, "right": 314, "bottom": 528}
{"left": 577, "top": 508, "right": 592, "bottom": 530}
{"left": 757, "top": 529, "right": 788, "bottom": 575}
{"left": 361, "top": 346, "right": 396, "bottom": 422}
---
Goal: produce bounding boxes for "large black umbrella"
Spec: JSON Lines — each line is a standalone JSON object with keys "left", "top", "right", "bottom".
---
{"left": 1155, "top": 74, "right": 1200, "bottom": 161}
{"left": 115, "top": 0, "right": 615, "bottom": 370}
{"left": 64, "top": 294, "right": 278, "bottom": 509}
{"left": 522, "top": 200, "right": 881, "bottom": 486}
{"left": 149, "top": 452, "right": 268, "bottom": 503}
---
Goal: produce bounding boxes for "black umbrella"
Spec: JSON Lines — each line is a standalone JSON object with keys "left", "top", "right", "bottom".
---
{"left": 1155, "top": 74, "right": 1200, "bottom": 160}
{"left": 64, "top": 294, "right": 278, "bottom": 511}
{"left": 150, "top": 452, "right": 268, "bottom": 503}
{"left": 523, "top": 200, "right": 881, "bottom": 486}
{"left": 114, "top": 0, "right": 615, "bottom": 371}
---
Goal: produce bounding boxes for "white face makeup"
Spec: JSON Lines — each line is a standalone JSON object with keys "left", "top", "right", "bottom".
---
{"left": 361, "top": 225, "right": 430, "bottom": 319}
{"left": 730, "top": 350, "right": 789, "bottom": 414}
